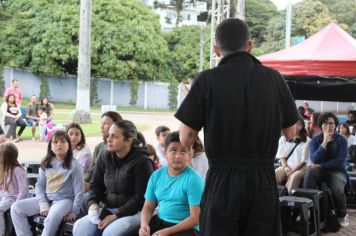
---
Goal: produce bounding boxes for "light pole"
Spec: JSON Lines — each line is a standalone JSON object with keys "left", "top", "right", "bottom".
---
{"left": 285, "top": 0, "right": 292, "bottom": 49}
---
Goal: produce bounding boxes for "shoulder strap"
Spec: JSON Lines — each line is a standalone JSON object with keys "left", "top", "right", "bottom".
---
{"left": 285, "top": 141, "right": 301, "bottom": 161}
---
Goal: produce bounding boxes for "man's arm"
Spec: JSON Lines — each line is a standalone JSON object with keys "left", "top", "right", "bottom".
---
{"left": 282, "top": 124, "right": 297, "bottom": 140}
{"left": 139, "top": 200, "right": 157, "bottom": 236}
{"left": 179, "top": 122, "right": 198, "bottom": 147}
{"left": 153, "top": 206, "right": 200, "bottom": 235}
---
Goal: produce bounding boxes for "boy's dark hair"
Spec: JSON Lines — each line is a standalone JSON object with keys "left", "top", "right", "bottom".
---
{"left": 102, "top": 111, "right": 123, "bottom": 122}
{"left": 155, "top": 125, "right": 170, "bottom": 137}
{"left": 317, "top": 112, "right": 339, "bottom": 128}
{"left": 164, "top": 131, "right": 180, "bottom": 150}
{"left": 215, "top": 18, "right": 250, "bottom": 55}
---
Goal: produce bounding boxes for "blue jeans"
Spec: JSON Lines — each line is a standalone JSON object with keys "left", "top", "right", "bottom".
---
{"left": 73, "top": 209, "right": 140, "bottom": 236}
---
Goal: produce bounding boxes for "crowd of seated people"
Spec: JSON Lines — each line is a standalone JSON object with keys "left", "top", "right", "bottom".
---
{"left": 3, "top": 110, "right": 209, "bottom": 235}
{"left": 275, "top": 112, "right": 352, "bottom": 227}
{"left": 3, "top": 107, "right": 356, "bottom": 235}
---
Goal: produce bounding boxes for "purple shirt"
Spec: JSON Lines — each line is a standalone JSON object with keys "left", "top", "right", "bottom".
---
{"left": 0, "top": 166, "right": 29, "bottom": 200}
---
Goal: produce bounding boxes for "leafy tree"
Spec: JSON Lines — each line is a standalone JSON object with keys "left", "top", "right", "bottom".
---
{"left": 129, "top": 76, "right": 139, "bottom": 106}
{"left": 259, "top": 0, "right": 334, "bottom": 54}
{"left": 319, "top": 0, "right": 356, "bottom": 37}
{"left": 0, "top": 0, "right": 170, "bottom": 82}
{"left": 245, "top": 0, "right": 279, "bottom": 46}
{"left": 164, "top": 25, "right": 210, "bottom": 82}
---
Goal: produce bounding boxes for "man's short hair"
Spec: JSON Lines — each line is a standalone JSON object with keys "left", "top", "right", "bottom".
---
{"left": 317, "top": 112, "right": 339, "bottom": 128}
{"left": 101, "top": 111, "right": 123, "bottom": 122}
{"left": 215, "top": 18, "right": 250, "bottom": 55}
{"left": 155, "top": 125, "right": 170, "bottom": 137}
{"left": 12, "top": 79, "right": 18, "bottom": 83}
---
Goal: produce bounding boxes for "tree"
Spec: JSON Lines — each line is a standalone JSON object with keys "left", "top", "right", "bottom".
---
{"left": 319, "top": 0, "right": 356, "bottom": 37}
{"left": 0, "top": 0, "right": 170, "bottom": 82}
{"left": 259, "top": 0, "right": 334, "bottom": 54}
{"left": 164, "top": 25, "right": 210, "bottom": 82}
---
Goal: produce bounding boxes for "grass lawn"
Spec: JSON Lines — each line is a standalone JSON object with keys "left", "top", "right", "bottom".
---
{"left": 21, "top": 98, "right": 175, "bottom": 113}
{"left": 17, "top": 111, "right": 150, "bottom": 139}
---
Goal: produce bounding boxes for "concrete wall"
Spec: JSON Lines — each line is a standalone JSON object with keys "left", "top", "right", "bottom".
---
{"left": 3, "top": 67, "right": 171, "bottom": 109}
{"left": 2, "top": 67, "right": 355, "bottom": 113}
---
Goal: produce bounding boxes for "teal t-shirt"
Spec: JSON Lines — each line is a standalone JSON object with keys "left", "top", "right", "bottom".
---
{"left": 144, "top": 165, "right": 204, "bottom": 230}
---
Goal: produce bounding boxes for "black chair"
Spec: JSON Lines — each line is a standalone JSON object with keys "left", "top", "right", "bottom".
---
{"left": 22, "top": 161, "right": 41, "bottom": 174}
{"left": 292, "top": 188, "right": 326, "bottom": 236}
{"left": 4, "top": 210, "right": 16, "bottom": 236}
{"left": 279, "top": 196, "right": 318, "bottom": 236}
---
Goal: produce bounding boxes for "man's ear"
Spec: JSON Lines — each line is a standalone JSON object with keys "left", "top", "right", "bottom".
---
{"left": 247, "top": 40, "right": 253, "bottom": 53}
{"left": 214, "top": 45, "right": 221, "bottom": 57}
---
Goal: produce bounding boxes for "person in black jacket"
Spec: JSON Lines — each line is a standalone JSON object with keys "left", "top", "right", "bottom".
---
{"left": 73, "top": 120, "right": 154, "bottom": 236}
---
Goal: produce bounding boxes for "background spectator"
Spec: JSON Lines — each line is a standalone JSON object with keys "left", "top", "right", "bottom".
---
{"left": 4, "top": 79, "right": 23, "bottom": 107}
{"left": 1, "top": 94, "right": 26, "bottom": 142}
{"left": 25, "top": 95, "right": 40, "bottom": 140}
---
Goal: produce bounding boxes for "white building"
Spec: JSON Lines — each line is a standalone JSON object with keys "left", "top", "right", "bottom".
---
{"left": 143, "top": 0, "right": 208, "bottom": 30}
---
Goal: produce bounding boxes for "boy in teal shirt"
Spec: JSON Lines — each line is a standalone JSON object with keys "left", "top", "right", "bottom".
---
{"left": 139, "top": 131, "right": 204, "bottom": 236}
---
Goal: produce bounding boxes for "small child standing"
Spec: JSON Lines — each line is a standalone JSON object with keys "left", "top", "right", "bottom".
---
{"left": 11, "top": 131, "right": 84, "bottom": 236}
{"left": 39, "top": 106, "right": 48, "bottom": 141}
{"left": 0, "top": 143, "right": 28, "bottom": 236}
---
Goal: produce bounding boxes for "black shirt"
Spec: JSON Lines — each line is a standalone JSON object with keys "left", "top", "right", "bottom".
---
{"left": 175, "top": 52, "right": 298, "bottom": 162}
{"left": 87, "top": 146, "right": 154, "bottom": 218}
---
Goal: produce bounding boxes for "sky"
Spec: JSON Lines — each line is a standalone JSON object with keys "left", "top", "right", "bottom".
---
{"left": 271, "top": 0, "right": 305, "bottom": 10}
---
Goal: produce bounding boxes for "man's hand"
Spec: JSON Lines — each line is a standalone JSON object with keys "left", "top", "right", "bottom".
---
{"left": 63, "top": 213, "right": 76, "bottom": 222}
{"left": 322, "top": 132, "right": 334, "bottom": 148}
{"left": 309, "top": 163, "right": 321, "bottom": 168}
{"left": 98, "top": 214, "right": 118, "bottom": 230}
{"left": 138, "top": 224, "right": 150, "bottom": 236}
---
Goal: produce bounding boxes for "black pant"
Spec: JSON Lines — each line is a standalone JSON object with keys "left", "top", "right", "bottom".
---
{"left": 4, "top": 117, "right": 26, "bottom": 138}
{"left": 200, "top": 159, "right": 282, "bottom": 236}
{"left": 303, "top": 167, "right": 347, "bottom": 217}
{"left": 149, "top": 215, "right": 199, "bottom": 236}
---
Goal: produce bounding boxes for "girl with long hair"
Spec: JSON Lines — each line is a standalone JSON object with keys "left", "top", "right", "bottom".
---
{"left": 0, "top": 143, "right": 28, "bottom": 235}
{"left": 66, "top": 123, "right": 92, "bottom": 174}
{"left": 275, "top": 117, "right": 311, "bottom": 194}
{"left": 11, "top": 131, "right": 84, "bottom": 235}
{"left": 339, "top": 122, "right": 356, "bottom": 147}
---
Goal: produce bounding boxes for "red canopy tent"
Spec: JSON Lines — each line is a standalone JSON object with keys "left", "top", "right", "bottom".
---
{"left": 258, "top": 23, "right": 356, "bottom": 102}
{"left": 258, "top": 23, "right": 356, "bottom": 76}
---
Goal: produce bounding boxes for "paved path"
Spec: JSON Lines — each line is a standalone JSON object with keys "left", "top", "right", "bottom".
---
{"left": 15, "top": 111, "right": 180, "bottom": 162}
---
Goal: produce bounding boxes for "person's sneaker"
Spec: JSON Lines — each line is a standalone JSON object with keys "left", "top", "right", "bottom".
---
{"left": 338, "top": 214, "right": 349, "bottom": 227}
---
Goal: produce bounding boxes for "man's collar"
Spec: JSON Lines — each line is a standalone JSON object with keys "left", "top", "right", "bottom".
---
{"left": 218, "top": 51, "right": 261, "bottom": 66}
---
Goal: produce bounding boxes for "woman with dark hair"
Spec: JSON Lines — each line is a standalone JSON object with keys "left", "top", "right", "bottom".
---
{"left": 275, "top": 117, "right": 311, "bottom": 194}
{"left": 40, "top": 97, "right": 54, "bottom": 120}
{"left": 67, "top": 123, "right": 92, "bottom": 174}
{"left": 339, "top": 122, "right": 356, "bottom": 147}
{"left": 1, "top": 94, "right": 26, "bottom": 142}
{"left": 11, "top": 131, "right": 84, "bottom": 235}
{"left": 73, "top": 120, "right": 154, "bottom": 236}
{"left": 146, "top": 144, "right": 160, "bottom": 170}
{"left": 307, "top": 112, "right": 322, "bottom": 138}
{"left": 190, "top": 137, "right": 209, "bottom": 179}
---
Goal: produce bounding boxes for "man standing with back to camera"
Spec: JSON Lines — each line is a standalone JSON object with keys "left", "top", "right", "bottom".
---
{"left": 175, "top": 18, "right": 299, "bottom": 236}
